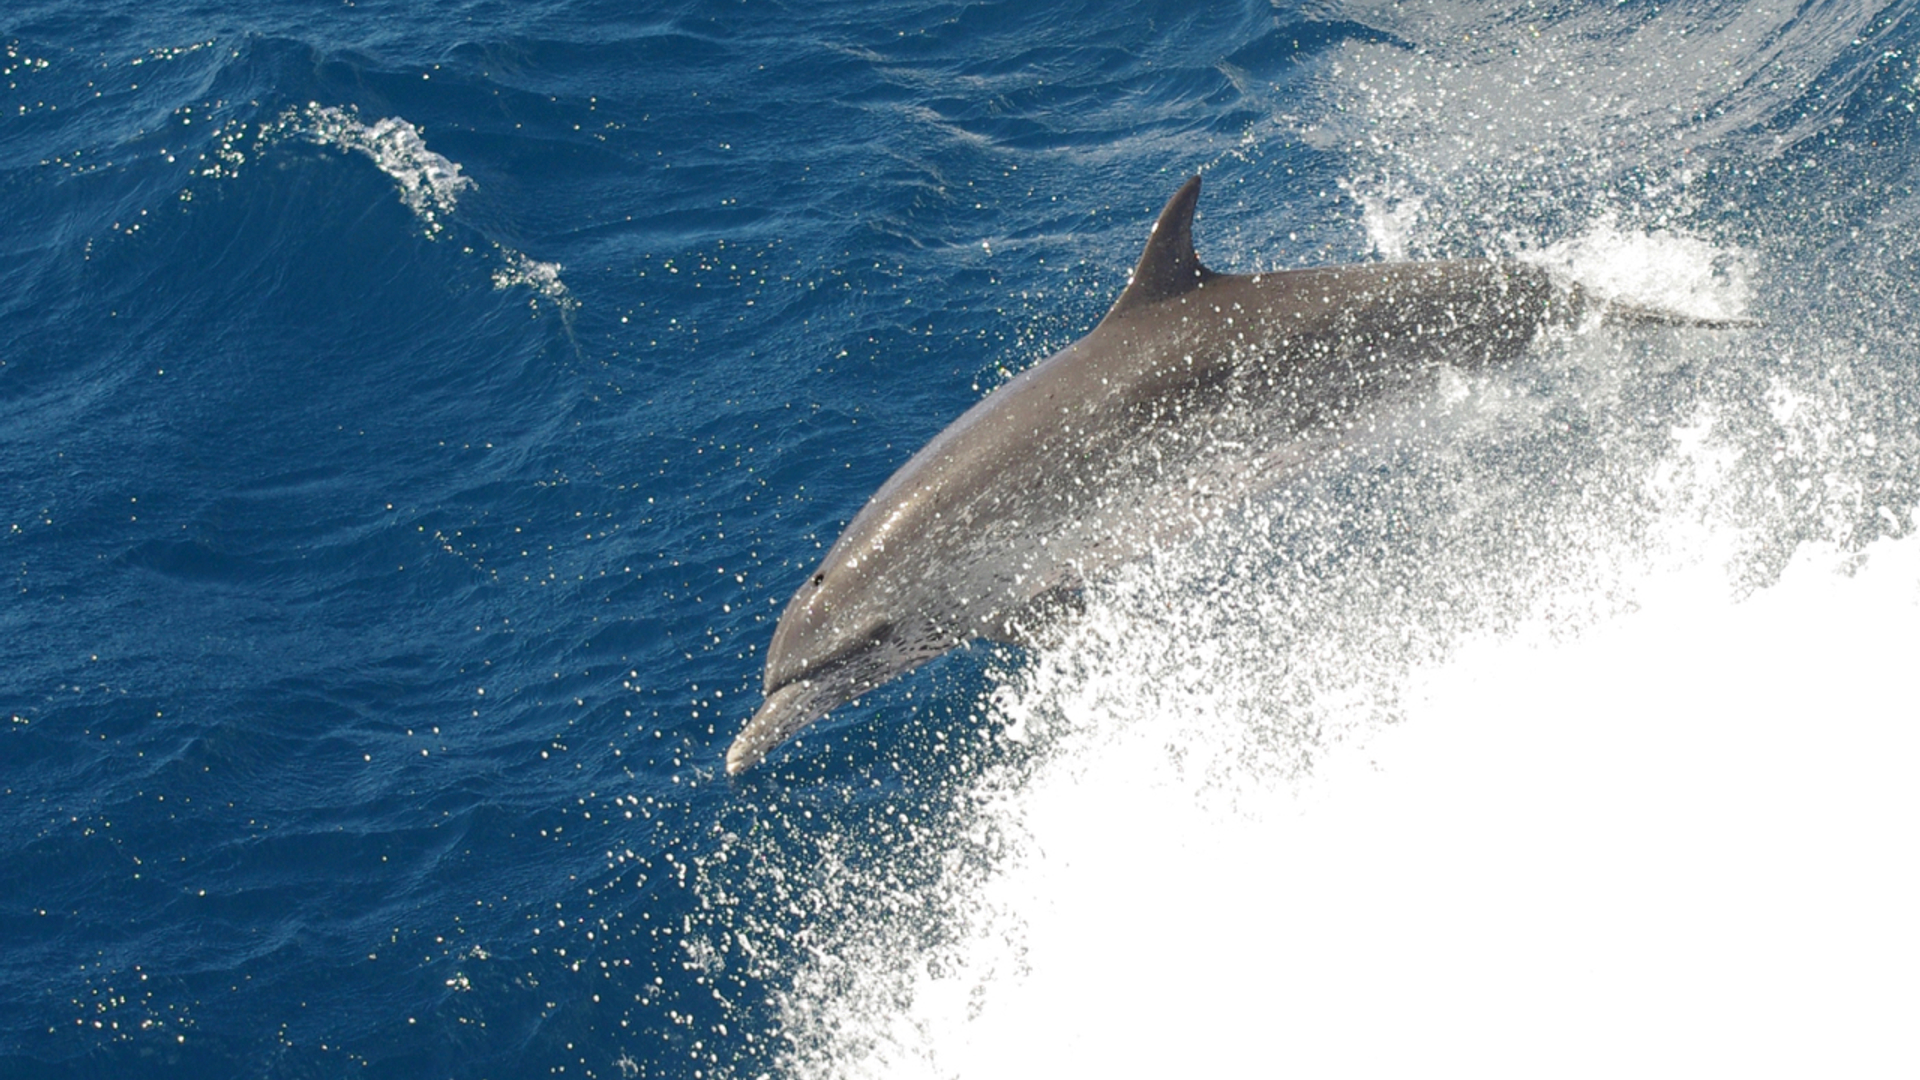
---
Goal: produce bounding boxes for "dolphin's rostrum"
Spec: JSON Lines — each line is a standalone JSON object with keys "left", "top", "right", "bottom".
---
{"left": 726, "top": 175, "right": 1744, "bottom": 774}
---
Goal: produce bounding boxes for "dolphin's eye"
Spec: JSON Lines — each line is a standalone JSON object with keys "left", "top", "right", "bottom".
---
{"left": 811, "top": 573, "right": 825, "bottom": 586}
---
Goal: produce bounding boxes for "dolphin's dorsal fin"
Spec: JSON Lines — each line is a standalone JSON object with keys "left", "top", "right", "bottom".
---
{"left": 1103, "top": 175, "right": 1216, "bottom": 321}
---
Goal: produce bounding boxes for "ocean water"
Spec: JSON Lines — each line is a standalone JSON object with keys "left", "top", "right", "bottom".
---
{"left": 4, "top": 1, "right": 1919, "bottom": 1077}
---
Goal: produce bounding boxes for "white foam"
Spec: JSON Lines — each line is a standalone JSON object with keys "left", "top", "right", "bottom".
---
{"left": 1340, "top": 176, "right": 1425, "bottom": 262}
{"left": 301, "top": 104, "right": 473, "bottom": 236}
{"left": 761, "top": 504, "right": 1920, "bottom": 1079}
{"left": 1522, "top": 213, "right": 1756, "bottom": 324}
{"left": 492, "top": 249, "right": 576, "bottom": 311}
{"left": 289, "top": 105, "right": 572, "bottom": 306}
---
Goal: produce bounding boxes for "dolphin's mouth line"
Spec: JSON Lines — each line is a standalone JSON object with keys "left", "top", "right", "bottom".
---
{"left": 731, "top": 627, "right": 961, "bottom": 774}
{"left": 762, "top": 624, "right": 895, "bottom": 702}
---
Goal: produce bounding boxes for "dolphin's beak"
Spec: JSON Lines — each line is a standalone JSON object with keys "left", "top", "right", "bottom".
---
{"left": 726, "top": 679, "right": 828, "bottom": 774}
{"left": 727, "top": 630, "right": 943, "bottom": 774}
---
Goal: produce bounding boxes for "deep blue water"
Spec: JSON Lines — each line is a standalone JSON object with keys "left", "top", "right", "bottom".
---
{"left": 6, "top": 1, "right": 1920, "bottom": 1076}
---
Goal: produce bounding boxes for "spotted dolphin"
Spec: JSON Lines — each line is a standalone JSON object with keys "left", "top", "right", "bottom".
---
{"left": 726, "top": 175, "right": 1741, "bottom": 773}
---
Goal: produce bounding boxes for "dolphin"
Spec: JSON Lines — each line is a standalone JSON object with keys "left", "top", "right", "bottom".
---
{"left": 726, "top": 174, "right": 1743, "bottom": 773}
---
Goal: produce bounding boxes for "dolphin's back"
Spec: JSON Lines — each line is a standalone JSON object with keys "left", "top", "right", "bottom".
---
{"left": 804, "top": 257, "right": 1561, "bottom": 633}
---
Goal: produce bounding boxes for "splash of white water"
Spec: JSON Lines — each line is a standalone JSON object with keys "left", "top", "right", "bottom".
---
{"left": 287, "top": 105, "right": 572, "bottom": 311}
{"left": 731, "top": 7, "right": 1920, "bottom": 1070}
{"left": 765, "top": 494, "right": 1920, "bottom": 1079}
{"left": 743, "top": 200, "right": 1916, "bottom": 1080}
{"left": 301, "top": 104, "right": 474, "bottom": 236}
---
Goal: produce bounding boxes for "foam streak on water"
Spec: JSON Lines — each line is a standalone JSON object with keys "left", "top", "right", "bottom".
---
{"left": 301, "top": 104, "right": 474, "bottom": 235}
{"left": 297, "top": 102, "right": 572, "bottom": 307}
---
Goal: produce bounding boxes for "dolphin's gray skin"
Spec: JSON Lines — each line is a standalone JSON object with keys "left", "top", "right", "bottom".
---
{"left": 726, "top": 175, "right": 1736, "bottom": 774}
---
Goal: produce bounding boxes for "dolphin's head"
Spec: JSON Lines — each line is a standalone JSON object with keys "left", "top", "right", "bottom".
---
{"left": 726, "top": 525, "right": 959, "bottom": 774}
